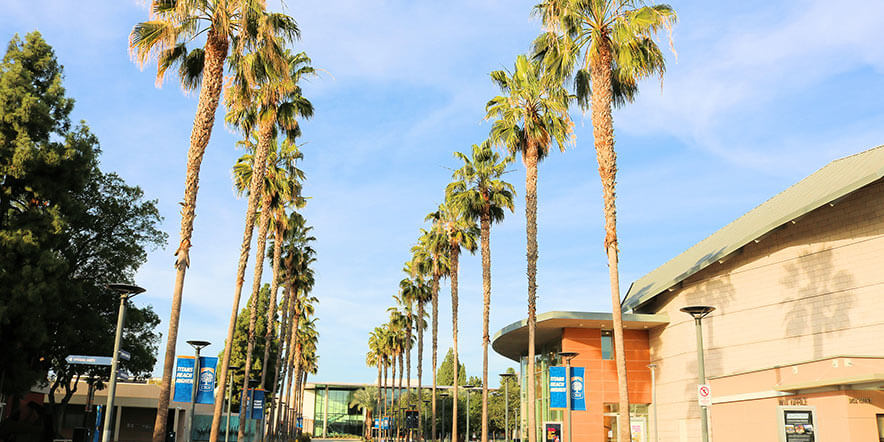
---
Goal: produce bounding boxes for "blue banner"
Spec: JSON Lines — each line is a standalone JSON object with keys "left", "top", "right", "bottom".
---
{"left": 549, "top": 366, "right": 567, "bottom": 409}
{"left": 196, "top": 356, "right": 217, "bottom": 404}
{"left": 570, "top": 367, "right": 586, "bottom": 411}
{"left": 251, "top": 389, "right": 265, "bottom": 420}
{"left": 173, "top": 356, "right": 195, "bottom": 402}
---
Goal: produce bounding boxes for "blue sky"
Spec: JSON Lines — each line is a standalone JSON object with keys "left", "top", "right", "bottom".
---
{"left": 3, "top": 0, "right": 883, "bottom": 385}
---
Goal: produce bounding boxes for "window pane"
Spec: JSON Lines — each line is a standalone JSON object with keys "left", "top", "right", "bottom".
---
{"left": 601, "top": 330, "right": 613, "bottom": 360}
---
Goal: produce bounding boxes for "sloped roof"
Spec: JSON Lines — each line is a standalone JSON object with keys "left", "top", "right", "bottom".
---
{"left": 623, "top": 145, "right": 884, "bottom": 312}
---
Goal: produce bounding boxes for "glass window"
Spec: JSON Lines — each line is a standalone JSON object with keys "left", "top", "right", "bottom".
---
{"left": 601, "top": 330, "right": 613, "bottom": 360}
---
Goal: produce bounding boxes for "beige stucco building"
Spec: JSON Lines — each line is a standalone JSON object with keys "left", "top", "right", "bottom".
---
{"left": 494, "top": 146, "right": 884, "bottom": 441}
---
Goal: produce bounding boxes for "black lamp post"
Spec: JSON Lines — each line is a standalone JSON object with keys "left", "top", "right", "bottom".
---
{"left": 439, "top": 391, "right": 449, "bottom": 442}
{"left": 499, "top": 373, "right": 517, "bottom": 442}
{"left": 557, "top": 352, "right": 578, "bottom": 442}
{"left": 461, "top": 385, "right": 475, "bottom": 442}
{"left": 224, "top": 366, "right": 241, "bottom": 442}
{"left": 186, "top": 340, "right": 211, "bottom": 442}
{"left": 680, "top": 305, "right": 715, "bottom": 442}
{"left": 102, "top": 283, "right": 145, "bottom": 442}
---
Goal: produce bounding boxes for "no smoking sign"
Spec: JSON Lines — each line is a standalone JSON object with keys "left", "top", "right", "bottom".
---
{"left": 697, "top": 384, "right": 712, "bottom": 407}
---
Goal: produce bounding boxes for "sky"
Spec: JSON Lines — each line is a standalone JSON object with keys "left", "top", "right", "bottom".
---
{"left": 2, "top": 0, "right": 884, "bottom": 385}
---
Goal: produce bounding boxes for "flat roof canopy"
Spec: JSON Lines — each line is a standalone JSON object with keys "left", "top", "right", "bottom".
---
{"left": 491, "top": 311, "right": 669, "bottom": 362}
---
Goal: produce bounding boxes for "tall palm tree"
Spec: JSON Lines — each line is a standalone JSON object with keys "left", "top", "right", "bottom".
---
{"left": 486, "top": 54, "right": 574, "bottom": 442}
{"left": 130, "top": 3, "right": 298, "bottom": 440}
{"left": 399, "top": 273, "right": 430, "bottom": 440}
{"left": 368, "top": 326, "right": 387, "bottom": 437}
{"left": 533, "top": 3, "right": 676, "bottom": 439}
{"left": 428, "top": 201, "right": 478, "bottom": 442}
{"left": 413, "top": 225, "right": 450, "bottom": 441}
{"left": 350, "top": 387, "right": 378, "bottom": 440}
{"left": 447, "top": 141, "right": 515, "bottom": 442}
{"left": 220, "top": 47, "right": 314, "bottom": 442}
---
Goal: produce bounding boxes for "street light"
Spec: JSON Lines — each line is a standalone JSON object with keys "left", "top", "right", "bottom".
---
{"left": 439, "top": 391, "right": 449, "bottom": 442}
{"left": 461, "top": 385, "right": 475, "bottom": 442}
{"left": 648, "top": 364, "right": 658, "bottom": 442}
{"left": 224, "top": 366, "right": 241, "bottom": 442}
{"left": 499, "top": 373, "right": 516, "bottom": 442}
{"left": 557, "top": 352, "right": 578, "bottom": 442}
{"left": 680, "top": 305, "right": 715, "bottom": 442}
{"left": 422, "top": 399, "right": 430, "bottom": 441}
{"left": 186, "top": 340, "right": 211, "bottom": 442}
{"left": 101, "top": 283, "right": 145, "bottom": 442}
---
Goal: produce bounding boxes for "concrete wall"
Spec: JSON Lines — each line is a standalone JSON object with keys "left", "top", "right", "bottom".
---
{"left": 644, "top": 179, "right": 884, "bottom": 442}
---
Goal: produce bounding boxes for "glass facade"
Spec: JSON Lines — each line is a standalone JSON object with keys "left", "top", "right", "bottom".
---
{"left": 312, "top": 387, "right": 364, "bottom": 437}
{"left": 520, "top": 343, "right": 563, "bottom": 442}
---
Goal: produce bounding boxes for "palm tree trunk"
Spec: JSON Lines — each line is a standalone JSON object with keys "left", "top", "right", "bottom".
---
{"left": 377, "top": 356, "right": 383, "bottom": 439}
{"left": 479, "top": 211, "right": 491, "bottom": 442}
{"left": 417, "top": 301, "right": 424, "bottom": 442}
{"left": 590, "top": 41, "right": 631, "bottom": 442}
{"left": 283, "top": 334, "right": 297, "bottom": 438}
{"left": 154, "top": 29, "right": 228, "bottom": 442}
{"left": 524, "top": 144, "right": 539, "bottom": 442}
{"left": 450, "top": 247, "right": 459, "bottom": 442}
{"left": 237, "top": 128, "right": 275, "bottom": 442}
{"left": 396, "top": 353, "right": 402, "bottom": 441}
{"left": 384, "top": 362, "right": 389, "bottom": 438}
{"left": 271, "top": 285, "right": 292, "bottom": 438}
{"left": 211, "top": 120, "right": 274, "bottom": 442}
{"left": 406, "top": 324, "right": 412, "bottom": 441}
{"left": 431, "top": 271, "right": 440, "bottom": 442}
{"left": 261, "top": 218, "right": 285, "bottom": 390}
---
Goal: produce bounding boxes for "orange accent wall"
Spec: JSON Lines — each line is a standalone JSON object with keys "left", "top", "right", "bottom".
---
{"left": 562, "top": 328, "right": 652, "bottom": 442}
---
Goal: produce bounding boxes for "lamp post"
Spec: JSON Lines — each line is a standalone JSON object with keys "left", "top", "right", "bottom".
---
{"left": 439, "top": 391, "right": 449, "bottom": 442}
{"left": 461, "top": 385, "right": 475, "bottom": 442}
{"left": 101, "top": 283, "right": 145, "bottom": 442}
{"left": 186, "top": 340, "right": 210, "bottom": 442}
{"left": 648, "top": 364, "right": 658, "bottom": 442}
{"left": 557, "top": 352, "right": 578, "bottom": 442}
{"left": 224, "top": 366, "right": 241, "bottom": 442}
{"left": 422, "top": 399, "right": 430, "bottom": 441}
{"left": 680, "top": 306, "right": 715, "bottom": 442}
{"left": 499, "top": 373, "right": 516, "bottom": 442}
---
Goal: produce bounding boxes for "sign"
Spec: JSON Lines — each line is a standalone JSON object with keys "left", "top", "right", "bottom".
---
{"left": 697, "top": 384, "right": 712, "bottom": 407}
{"left": 118, "top": 350, "right": 130, "bottom": 361}
{"left": 543, "top": 422, "right": 562, "bottom": 442}
{"left": 569, "top": 367, "right": 586, "bottom": 411}
{"left": 173, "top": 356, "right": 195, "bottom": 402}
{"left": 630, "top": 418, "right": 647, "bottom": 442}
{"left": 65, "top": 355, "right": 112, "bottom": 366}
{"left": 783, "top": 410, "right": 815, "bottom": 442}
{"left": 251, "top": 389, "right": 265, "bottom": 420}
{"left": 195, "top": 357, "right": 217, "bottom": 404}
{"left": 548, "top": 366, "right": 567, "bottom": 409}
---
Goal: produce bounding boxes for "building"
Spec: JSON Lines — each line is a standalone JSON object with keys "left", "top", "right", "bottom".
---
{"left": 492, "top": 146, "right": 884, "bottom": 441}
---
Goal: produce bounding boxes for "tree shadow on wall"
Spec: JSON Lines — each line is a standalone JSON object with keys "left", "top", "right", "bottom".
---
{"left": 781, "top": 247, "right": 856, "bottom": 360}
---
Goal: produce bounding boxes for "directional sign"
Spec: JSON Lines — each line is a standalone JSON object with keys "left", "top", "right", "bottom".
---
{"left": 697, "top": 384, "right": 712, "bottom": 407}
{"left": 66, "top": 355, "right": 113, "bottom": 366}
{"left": 118, "top": 350, "right": 131, "bottom": 361}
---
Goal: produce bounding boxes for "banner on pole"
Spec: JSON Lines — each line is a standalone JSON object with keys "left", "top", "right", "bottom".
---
{"left": 548, "top": 366, "right": 567, "bottom": 409}
{"left": 251, "top": 389, "right": 265, "bottom": 420}
{"left": 570, "top": 367, "right": 586, "bottom": 411}
{"left": 195, "top": 356, "right": 217, "bottom": 404}
{"left": 173, "top": 356, "right": 195, "bottom": 402}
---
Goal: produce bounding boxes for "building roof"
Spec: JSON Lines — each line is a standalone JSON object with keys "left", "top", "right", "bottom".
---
{"left": 491, "top": 311, "right": 669, "bottom": 362}
{"left": 623, "top": 145, "right": 884, "bottom": 312}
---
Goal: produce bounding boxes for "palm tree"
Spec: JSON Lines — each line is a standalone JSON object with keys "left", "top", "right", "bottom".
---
{"left": 130, "top": 3, "right": 298, "bottom": 440}
{"left": 533, "top": 3, "right": 676, "bottom": 439}
{"left": 368, "top": 326, "right": 387, "bottom": 438}
{"left": 485, "top": 54, "right": 574, "bottom": 442}
{"left": 399, "top": 273, "right": 430, "bottom": 440}
{"left": 428, "top": 200, "right": 478, "bottom": 442}
{"left": 447, "top": 141, "right": 515, "bottom": 442}
{"left": 351, "top": 387, "right": 378, "bottom": 440}
{"left": 413, "top": 225, "right": 450, "bottom": 441}
{"left": 221, "top": 47, "right": 314, "bottom": 442}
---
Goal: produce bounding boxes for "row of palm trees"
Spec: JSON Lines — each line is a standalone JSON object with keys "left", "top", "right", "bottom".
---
{"left": 368, "top": 1, "right": 678, "bottom": 441}
{"left": 129, "top": 1, "right": 323, "bottom": 442}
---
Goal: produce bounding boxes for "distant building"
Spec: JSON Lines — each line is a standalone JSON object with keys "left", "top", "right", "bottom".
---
{"left": 493, "top": 146, "right": 884, "bottom": 442}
